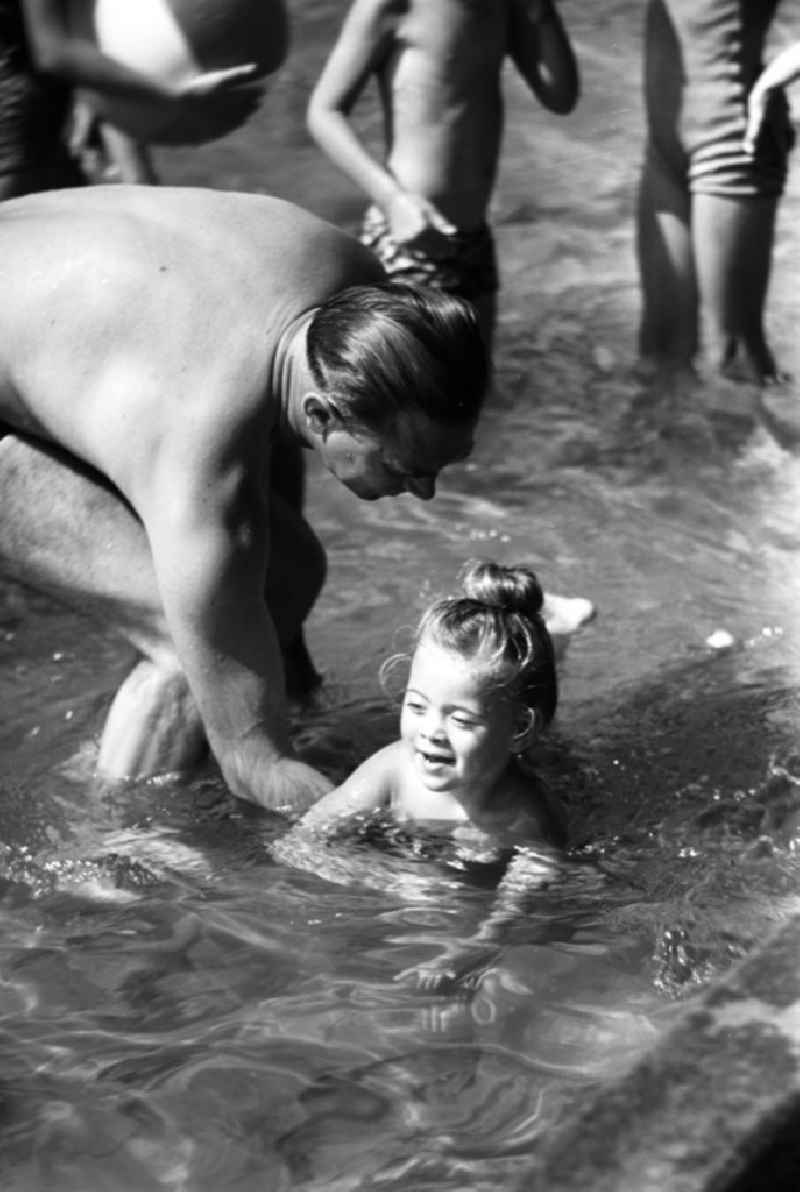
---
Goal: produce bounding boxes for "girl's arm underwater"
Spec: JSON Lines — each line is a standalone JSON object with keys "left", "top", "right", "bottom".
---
{"left": 398, "top": 841, "right": 564, "bottom": 991}
{"left": 269, "top": 743, "right": 400, "bottom": 884}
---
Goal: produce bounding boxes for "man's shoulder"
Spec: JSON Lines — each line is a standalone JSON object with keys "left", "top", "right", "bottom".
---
{"left": 145, "top": 188, "right": 385, "bottom": 290}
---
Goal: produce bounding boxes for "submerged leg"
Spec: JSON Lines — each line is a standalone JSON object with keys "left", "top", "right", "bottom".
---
{"left": 636, "top": 150, "right": 697, "bottom": 368}
{"left": 692, "top": 192, "right": 779, "bottom": 381}
{"left": 97, "top": 659, "right": 208, "bottom": 777}
{"left": 0, "top": 435, "right": 205, "bottom": 778}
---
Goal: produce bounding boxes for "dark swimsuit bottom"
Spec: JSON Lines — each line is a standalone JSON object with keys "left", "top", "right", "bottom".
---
{"left": 0, "top": 0, "right": 80, "bottom": 188}
{"left": 360, "top": 204, "right": 500, "bottom": 302}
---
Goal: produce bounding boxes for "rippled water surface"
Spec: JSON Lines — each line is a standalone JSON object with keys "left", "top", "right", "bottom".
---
{"left": 2, "top": 2, "right": 800, "bottom": 1188}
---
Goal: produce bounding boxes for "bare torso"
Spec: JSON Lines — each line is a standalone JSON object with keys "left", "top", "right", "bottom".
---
{"left": 378, "top": 0, "right": 508, "bottom": 229}
{"left": 0, "top": 185, "right": 377, "bottom": 511}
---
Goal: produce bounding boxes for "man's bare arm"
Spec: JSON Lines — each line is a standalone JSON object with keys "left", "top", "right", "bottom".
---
{"left": 143, "top": 453, "right": 332, "bottom": 815}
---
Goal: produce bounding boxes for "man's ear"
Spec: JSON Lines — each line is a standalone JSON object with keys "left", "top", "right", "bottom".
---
{"left": 511, "top": 706, "right": 539, "bottom": 754}
{"left": 302, "top": 392, "right": 340, "bottom": 440}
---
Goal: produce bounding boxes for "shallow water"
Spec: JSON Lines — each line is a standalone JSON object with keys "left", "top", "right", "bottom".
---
{"left": 2, "top": 2, "right": 800, "bottom": 1187}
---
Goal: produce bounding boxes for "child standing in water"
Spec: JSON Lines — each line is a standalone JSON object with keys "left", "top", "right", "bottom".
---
{"left": 277, "top": 561, "right": 573, "bottom": 987}
{"left": 306, "top": 0, "right": 579, "bottom": 354}
{"left": 637, "top": 0, "right": 794, "bottom": 382}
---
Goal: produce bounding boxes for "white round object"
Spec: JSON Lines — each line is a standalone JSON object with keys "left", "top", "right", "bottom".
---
{"left": 69, "top": 0, "right": 289, "bottom": 144}
{"left": 705, "top": 629, "right": 735, "bottom": 650}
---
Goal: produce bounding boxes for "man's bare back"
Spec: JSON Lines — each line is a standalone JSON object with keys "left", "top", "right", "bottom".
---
{"left": 0, "top": 186, "right": 373, "bottom": 498}
{"left": 0, "top": 186, "right": 487, "bottom": 814}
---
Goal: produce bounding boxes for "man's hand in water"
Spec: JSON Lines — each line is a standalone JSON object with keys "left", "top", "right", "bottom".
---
{"left": 253, "top": 756, "right": 334, "bottom": 819}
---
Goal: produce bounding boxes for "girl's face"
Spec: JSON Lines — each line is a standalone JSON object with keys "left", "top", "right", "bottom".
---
{"left": 399, "top": 637, "right": 522, "bottom": 801}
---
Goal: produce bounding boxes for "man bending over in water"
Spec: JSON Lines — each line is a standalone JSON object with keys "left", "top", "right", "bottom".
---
{"left": 0, "top": 185, "right": 486, "bottom": 813}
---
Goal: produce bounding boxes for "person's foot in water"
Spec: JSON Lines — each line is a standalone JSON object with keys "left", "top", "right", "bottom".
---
{"left": 543, "top": 593, "right": 596, "bottom": 637}
{"left": 542, "top": 592, "right": 596, "bottom": 660}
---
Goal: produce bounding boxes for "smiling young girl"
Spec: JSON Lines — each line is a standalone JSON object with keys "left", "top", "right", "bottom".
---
{"left": 273, "top": 560, "right": 583, "bottom": 986}
{"left": 297, "top": 559, "right": 565, "bottom": 850}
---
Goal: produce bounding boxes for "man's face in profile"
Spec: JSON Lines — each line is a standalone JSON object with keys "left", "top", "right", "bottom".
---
{"left": 319, "top": 411, "right": 475, "bottom": 501}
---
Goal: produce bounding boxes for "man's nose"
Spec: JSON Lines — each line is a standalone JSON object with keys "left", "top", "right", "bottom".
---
{"left": 406, "top": 475, "right": 436, "bottom": 500}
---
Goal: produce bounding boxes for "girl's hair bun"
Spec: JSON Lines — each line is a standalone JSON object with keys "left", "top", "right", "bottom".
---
{"left": 460, "top": 560, "right": 544, "bottom": 620}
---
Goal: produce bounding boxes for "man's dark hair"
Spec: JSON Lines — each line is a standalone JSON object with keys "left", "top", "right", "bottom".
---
{"left": 306, "top": 283, "right": 488, "bottom": 431}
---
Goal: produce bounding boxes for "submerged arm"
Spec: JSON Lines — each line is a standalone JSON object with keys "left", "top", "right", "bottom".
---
{"left": 270, "top": 745, "right": 399, "bottom": 881}
{"left": 469, "top": 844, "right": 562, "bottom": 943}
{"left": 400, "top": 844, "right": 563, "bottom": 990}
{"left": 507, "top": 0, "right": 580, "bottom": 115}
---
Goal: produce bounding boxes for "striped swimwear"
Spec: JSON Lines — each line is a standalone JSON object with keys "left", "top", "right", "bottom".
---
{"left": 360, "top": 204, "right": 499, "bottom": 301}
{"left": 647, "top": 0, "right": 793, "bottom": 198}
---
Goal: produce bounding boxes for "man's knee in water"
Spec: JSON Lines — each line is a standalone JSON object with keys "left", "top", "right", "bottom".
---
{"left": 97, "top": 657, "right": 207, "bottom": 781}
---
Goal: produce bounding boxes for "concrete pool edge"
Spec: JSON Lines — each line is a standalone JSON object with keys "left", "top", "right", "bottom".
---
{"left": 525, "top": 912, "right": 800, "bottom": 1191}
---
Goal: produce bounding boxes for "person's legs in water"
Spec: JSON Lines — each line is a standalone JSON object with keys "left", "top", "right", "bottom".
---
{"left": 692, "top": 192, "right": 780, "bottom": 382}
{"left": 0, "top": 434, "right": 326, "bottom": 778}
{"left": 636, "top": 146, "right": 698, "bottom": 369}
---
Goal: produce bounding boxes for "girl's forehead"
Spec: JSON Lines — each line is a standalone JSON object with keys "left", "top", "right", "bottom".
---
{"left": 409, "top": 638, "right": 505, "bottom": 693}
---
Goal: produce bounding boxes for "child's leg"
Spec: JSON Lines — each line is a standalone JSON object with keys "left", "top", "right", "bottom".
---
{"left": 692, "top": 192, "right": 779, "bottom": 380}
{"left": 636, "top": 148, "right": 697, "bottom": 366}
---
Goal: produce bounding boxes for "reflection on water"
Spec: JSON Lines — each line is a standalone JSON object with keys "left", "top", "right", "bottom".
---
{"left": 2, "top": 0, "right": 800, "bottom": 1186}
